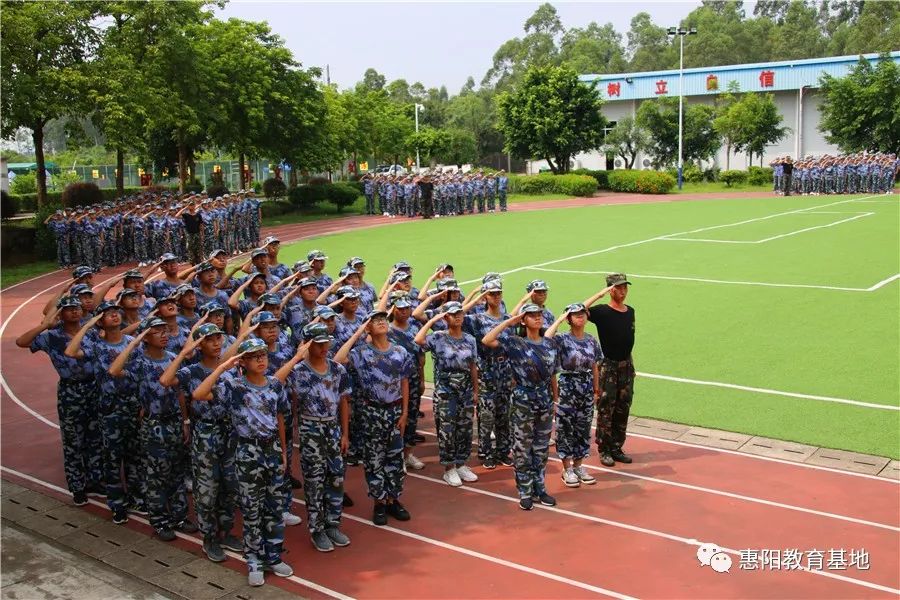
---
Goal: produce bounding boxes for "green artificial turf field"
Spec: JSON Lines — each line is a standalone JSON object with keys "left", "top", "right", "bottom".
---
{"left": 276, "top": 193, "right": 900, "bottom": 458}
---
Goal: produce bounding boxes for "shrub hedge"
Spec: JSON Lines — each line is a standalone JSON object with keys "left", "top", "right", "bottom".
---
{"left": 507, "top": 173, "right": 598, "bottom": 197}
{"left": 259, "top": 200, "right": 293, "bottom": 218}
{"left": 747, "top": 166, "right": 774, "bottom": 186}
{"left": 327, "top": 183, "right": 362, "bottom": 212}
{"left": 262, "top": 177, "right": 287, "bottom": 200}
{"left": 571, "top": 168, "right": 610, "bottom": 189}
{"left": 720, "top": 170, "right": 749, "bottom": 187}
{"left": 607, "top": 170, "right": 676, "bottom": 194}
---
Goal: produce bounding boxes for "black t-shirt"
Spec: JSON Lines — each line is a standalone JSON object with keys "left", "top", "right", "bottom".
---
{"left": 783, "top": 163, "right": 793, "bottom": 177}
{"left": 182, "top": 212, "right": 201, "bottom": 234}
{"left": 418, "top": 182, "right": 434, "bottom": 200}
{"left": 587, "top": 304, "right": 635, "bottom": 361}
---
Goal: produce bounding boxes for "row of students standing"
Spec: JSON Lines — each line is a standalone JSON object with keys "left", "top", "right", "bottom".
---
{"left": 20, "top": 248, "right": 637, "bottom": 587}
{"left": 361, "top": 170, "right": 510, "bottom": 218}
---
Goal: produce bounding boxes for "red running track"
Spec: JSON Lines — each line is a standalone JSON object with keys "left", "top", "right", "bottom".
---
{"left": 2, "top": 195, "right": 898, "bottom": 599}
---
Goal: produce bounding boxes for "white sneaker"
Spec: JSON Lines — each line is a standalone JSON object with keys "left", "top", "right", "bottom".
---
{"left": 405, "top": 454, "right": 425, "bottom": 470}
{"left": 562, "top": 467, "right": 580, "bottom": 488}
{"left": 442, "top": 468, "right": 463, "bottom": 487}
{"left": 248, "top": 569, "right": 264, "bottom": 586}
{"left": 267, "top": 561, "right": 293, "bottom": 578}
{"left": 575, "top": 466, "right": 597, "bottom": 485}
{"left": 282, "top": 511, "right": 302, "bottom": 526}
{"left": 456, "top": 465, "right": 478, "bottom": 483}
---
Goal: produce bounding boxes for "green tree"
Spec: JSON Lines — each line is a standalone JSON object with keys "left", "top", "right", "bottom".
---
{"left": 712, "top": 82, "right": 747, "bottom": 170}
{"left": 0, "top": 1, "right": 100, "bottom": 206}
{"left": 739, "top": 92, "right": 789, "bottom": 166}
{"left": 482, "top": 3, "right": 562, "bottom": 89}
{"left": 361, "top": 68, "right": 386, "bottom": 91}
{"left": 559, "top": 22, "right": 627, "bottom": 74}
{"left": 625, "top": 12, "right": 675, "bottom": 72}
{"left": 818, "top": 56, "right": 900, "bottom": 154}
{"left": 842, "top": 1, "right": 900, "bottom": 55}
{"left": 602, "top": 116, "right": 648, "bottom": 169}
{"left": 496, "top": 65, "right": 606, "bottom": 174}
{"left": 768, "top": 1, "right": 826, "bottom": 61}
{"left": 637, "top": 97, "right": 721, "bottom": 168}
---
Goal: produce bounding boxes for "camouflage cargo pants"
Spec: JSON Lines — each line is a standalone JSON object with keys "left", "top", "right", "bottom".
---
{"left": 362, "top": 401, "right": 405, "bottom": 501}
{"left": 510, "top": 385, "right": 553, "bottom": 498}
{"left": 476, "top": 362, "right": 512, "bottom": 461}
{"left": 191, "top": 420, "right": 237, "bottom": 540}
{"left": 433, "top": 371, "right": 475, "bottom": 466}
{"left": 58, "top": 380, "right": 103, "bottom": 494}
{"left": 299, "top": 418, "right": 345, "bottom": 534}
{"left": 403, "top": 369, "right": 422, "bottom": 448}
{"left": 101, "top": 395, "right": 145, "bottom": 512}
{"left": 142, "top": 415, "right": 188, "bottom": 532}
{"left": 556, "top": 372, "right": 594, "bottom": 460}
{"left": 235, "top": 437, "right": 285, "bottom": 570}
{"left": 595, "top": 358, "right": 635, "bottom": 455}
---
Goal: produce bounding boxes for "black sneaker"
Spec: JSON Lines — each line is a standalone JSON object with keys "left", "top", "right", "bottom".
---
{"left": 386, "top": 501, "right": 410, "bottom": 521}
{"left": 177, "top": 520, "right": 199, "bottom": 533}
{"left": 221, "top": 534, "right": 243, "bottom": 552}
{"left": 311, "top": 531, "right": 334, "bottom": 552}
{"left": 499, "top": 455, "right": 513, "bottom": 467}
{"left": 342, "top": 493, "right": 354, "bottom": 508}
{"left": 611, "top": 450, "right": 633, "bottom": 464}
{"left": 325, "top": 527, "right": 351, "bottom": 547}
{"left": 519, "top": 497, "right": 534, "bottom": 511}
{"left": 482, "top": 457, "right": 497, "bottom": 470}
{"left": 158, "top": 529, "right": 176, "bottom": 542}
{"left": 72, "top": 491, "right": 88, "bottom": 507}
{"left": 537, "top": 493, "right": 557, "bottom": 506}
{"left": 373, "top": 503, "right": 388, "bottom": 526}
{"left": 112, "top": 508, "right": 128, "bottom": 524}
{"left": 203, "top": 539, "right": 227, "bottom": 562}
{"left": 290, "top": 476, "right": 303, "bottom": 489}
{"left": 600, "top": 454, "right": 616, "bottom": 467}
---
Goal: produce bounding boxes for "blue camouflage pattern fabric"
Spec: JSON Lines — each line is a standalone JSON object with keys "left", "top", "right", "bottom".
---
{"left": 552, "top": 333, "right": 602, "bottom": 460}
{"left": 466, "top": 312, "right": 513, "bottom": 461}
{"left": 358, "top": 282, "right": 378, "bottom": 313}
{"left": 388, "top": 321, "right": 424, "bottom": 447}
{"left": 423, "top": 331, "right": 478, "bottom": 465}
{"left": 291, "top": 360, "right": 352, "bottom": 419}
{"left": 216, "top": 374, "right": 289, "bottom": 439}
{"left": 126, "top": 351, "right": 181, "bottom": 417}
{"left": 145, "top": 279, "right": 180, "bottom": 301}
{"left": 348, "top": 343, "right": 413, "bottom": 405}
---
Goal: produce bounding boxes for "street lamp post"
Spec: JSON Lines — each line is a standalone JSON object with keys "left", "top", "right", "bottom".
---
{"left": 667, "top": 26, "right": 697, "bottom": 190}
{"left": 414, "top": 103, "right": 424, "bottom": 172}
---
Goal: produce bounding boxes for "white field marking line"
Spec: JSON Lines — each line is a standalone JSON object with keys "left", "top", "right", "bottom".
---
{"left": 868, "top": 273, "right": 900, "bottom": 291}
{"left": 0, "top": 466, "right": 356, "bottom": 600}
{"left": 660, "top": 212, "right": 875, "bottom": 245}
{"left": 658, "top": 237, "right": 757, "bottom": 244}
{"left": 418, "top": 394, "right": 900, "bottom": 484}
{"left": 530, "top": 267, "right": 871, "bottom": 293}
{"left": 0, "top": 267, "right": 67, "bottom": 294}
{"left": 413, "top": 428, "right": 899, "bottom": 533}
{"left": 456, "top": 195, "right": 880, "bottom": 286}
{"left": 398, "top": 468, "right": 900, "bottom": 595}
{"left": 286, "top": 498, "right": 633, "bottom": 599}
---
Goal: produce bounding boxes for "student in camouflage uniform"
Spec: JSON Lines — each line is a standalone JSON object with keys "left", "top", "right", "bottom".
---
{"left": 386, "top": 292, "right": 426, "bottom": 471}
{"left": 109, "top": 317, "right": 197, "bottom": 541}
{"left": 415, "top": 301, "right": 479, "bottom": 487}
{"left": 545, "top": 303, "right": 602, "bottom": 487}
{"left": 335, "top": 310, "right": 413, "bottom": 526}
{"left": 16, "top": 296, "right": 103, "bottom": 505}
{"left": 497, "top": 170, "right": 509, "bottom": 211}
{"left": 160, "top": 323, "right": 242, "bottom": 561}
{"left": 481, "top": 304, "right": 559, "bottom": 511}
{"left": 282, "top": 323, "right": 352, "bottom": 552}
{"left": 193, "top": 337, "right": 294, "bottom": 587}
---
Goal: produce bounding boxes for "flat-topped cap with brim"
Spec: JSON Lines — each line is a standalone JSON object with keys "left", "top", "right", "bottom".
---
{"left": 237, "top": 337, "right": 267, "bottom": 355}
{"left": 199, "top": 301, "right": 226, "bottom": 316}
{"left": 72, "top": 266, "right": 93, "bottom": 279}
{"left": 57, "top": 296, "right": 82, "bottom": 309}
{"left": 192, "top": 323, "right": 224, "bottom": 341}
{"left": 314, "top": 305, "right": 338, "bottom": 319}
{"left": 302, "top": 322, "right": 332, "bottom": 343}
{"left": 519, "top": 303, "right": 543, "bottom": 315}
{"left": 441, "top": 301, "right": 464, "bottom": 315}
{"left": 605, "top": 273, "right": 631, "bottom": 287}
{"left": 257, "top": 293, "right": 281, "bottom": 306}
{"left": 526, "top": 279, "right": 549, "bottom": 292}
{"left": 251, "top": 311, "right": 278, "bottom": 325}
{"left": 140, "top": 316, "right": 166, "bottom": 332}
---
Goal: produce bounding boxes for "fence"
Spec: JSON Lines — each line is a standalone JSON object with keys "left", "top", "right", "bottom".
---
{"left": 69, "top": 159, "right": 279, "bottom": 189}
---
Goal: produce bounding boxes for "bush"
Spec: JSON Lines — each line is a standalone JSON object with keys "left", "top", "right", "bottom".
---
{"left": 288, "top": 184, "right": 327, "bottom": 209}
{"left": 206, "top": 184, "right": 229, "bottom": 199}
{"left": 683, "top": 163, "right": 705, "bottom": 184}
{"left": 552, "top": 174, "right": 598, "bottom": 196}
{"left": 326, "top": 183, "right": 361, "bottom": 213}
{"left": 9, "top": 186, "right": 148, "bottom": 211}
{"left": 252, "top": 180, "right": 263, "bottom": 194}
{"left": 607, "top": 170, "right": 676, "bottom": 194}
{"left": 33, "top": 201, "right": 63, "bottom": 261}
{"left": 61, "top": 182, "right": 104, "bottom": 207}
{"left": 308, "top": 176, "right": 329, "bottom": 186}
{"left": 571, "top": 168, "right": 610, "bottom": 189}
{"left": 1, "top": 191, "right": 16, "bottom": 220}
{"left": 51, "top": 170, "right": 81, "bottom": 192}
{"left": 720, "top": 170, "right": 749, "bottom": 187}
{"left": 262, "top": 177, "right": 287, "bottom": 200}
{"left": 260, "top": 200, "right": 293, "bottom": 218}
{"left": 747, "top": 166, "right": 773, "bottom": 186}
{"left": 703, "top": 167, "right": 720, "bottom": 183}
{"left": 508, "top": 173, "right": 598, "bottom": 196}
{"left": 10, "top": 172, "right": 37, "bottom": 195}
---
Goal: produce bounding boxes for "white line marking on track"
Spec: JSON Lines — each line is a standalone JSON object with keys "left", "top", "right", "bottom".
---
{"left": 531, "top": 267, "right": 871, "bottom": 292}
{"left": 867, "top": 273, "right": 900, "bottom": 291}
{"left": 660, "top": 212, "right": 874, "bottom": 244}
{"left": 0, "top": 466, "right": 356, "bottom": 600}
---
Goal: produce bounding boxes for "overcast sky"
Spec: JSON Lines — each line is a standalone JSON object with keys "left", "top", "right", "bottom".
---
{"left": 217, "top": 1, "right": 702, "bottom": 93}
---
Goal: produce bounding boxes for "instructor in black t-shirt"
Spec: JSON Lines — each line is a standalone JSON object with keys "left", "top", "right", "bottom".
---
{"left": 583, "top": 273, "right": 636, "bottom": 467}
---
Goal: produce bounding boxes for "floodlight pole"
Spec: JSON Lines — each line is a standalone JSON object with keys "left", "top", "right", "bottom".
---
{"left": 414, "top": 103, "right": 424, "bottom": 172}
{"left": 668, "top": 26, "right": 697, "bottom": 190}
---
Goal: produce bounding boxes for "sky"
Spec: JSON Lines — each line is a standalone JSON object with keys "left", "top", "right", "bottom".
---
{"left": 217, "top": 1, "right": 703, "bottom": 93}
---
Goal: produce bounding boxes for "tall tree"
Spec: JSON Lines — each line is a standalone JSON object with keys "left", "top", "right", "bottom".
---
{"left": 625, "top": 12, "right": 675, "bottom": 72}
{"left": 637, "top": 97, "right": 721, "bottom": 168}
{"left": 0, "top": 1, "right": 100, "bottom": 206}
{"left": 739, "top": 92, "right": 789, "bottom": 166}
{"left": 482, "top": 3, "right": 563, "bottom": 89}
{"left": 818, "top": 56, "right": 900, "bottom": 154}
{"left": 602, "top": 116, "right": 648, "bottom": 169}
{"left": 843, "top": 1, "right": 900, "bottom": 55}
{"left": 768, "top": 1, "right": 826, "bottom": 61}
{"left": 712, "top": 81, "right": 747, "bottom": 169}
{"left": 496, "top": 65, "right": 606, "bottom": 174}
{"left": 361, "top": 68, "right": 386, "bottom": 91}
{"left": 559, "top": 22, "right": 627, "bottom": 74}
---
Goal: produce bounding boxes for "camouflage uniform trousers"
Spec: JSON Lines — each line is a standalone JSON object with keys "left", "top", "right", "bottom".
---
{"left": 362, "top": 401, "right": 405, "bottom": 501}
{"left": 595, "top": 358, "right": 635, "bottom": 455}
{"left": 510, "top": 384, "right": 553, "bottom": 498}
{"left": 347, "top": 375, "right": 366, "bottom": 461}
{"left": 235, "top": 437, "right": 286, "bottom": 570}
{"left": 365, "top": 191, "right": 375, "bottom": 215}
{"left": 100, "top": 394, "right": 145, "bottom": 512}
{"left": 556, "top": 372, "right": 594, "bottom": 460}
{"left": 476, "top": 361, "right": 512, "bottom": 461}
{"left": 403, "top": 368, "right": 422, "bottom": 448}
{"left": 56, "top": 233, "right": 71, "bottom": 268}
{"left": 476, "top": 191, "right": 485, "bottom": 213}
{"left": 142, "top": 414, "right": 189, "bottom": 532}
{"left": 486, "top": 189, "right": 496, "bottom": 211}
{"left": 465, "top": 190, "right": 475, "bottom": 213}
{"left": 299, "top": 417, "right": 345, "bottom": 534}
{"left": 187, "top": 233, "right": 203, "bottom": 266}
{"left": 280, "top": 408, "right": 296, "bottom": 512}
{"left": 58, "top": 379, "right": 104, "bottom": 494}
{"left": 499, "top": 189, "right": 508, "bottom": 212}
{"left": 433, "top": 371, "right": 475, "bottom": 466}
{"left": 191, "top": 420, "right": 237, "bottom": 541}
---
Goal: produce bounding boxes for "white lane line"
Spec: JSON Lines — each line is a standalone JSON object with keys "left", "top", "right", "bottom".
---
{"left": 0, "top": 267, "right": 68, "bottom": 294}
{"left": 417, "top": 394, "right": 899, "bottom": 484}
{"left": 531, "top": 267, "right": 870, "bottom": 292}
{"left": 867, "top": 273, "right": 900, "bottom": 291}
{"left": 658, "top": 237, "right": 756, "bottom": 244}
{"left": 636, "top": 372, "right": 898, "bottom": 412}
{"left": 457, "top": 195, "right": 879, "bottom": 285}
{"left": 660, "top": 212, "right": 874, "bottom": 244}
{"left": 416, "top": 428, "right": 899, "bottom": 532}
{"left": 398, "top": 470, "right": 900, "bottom": 596}
{"left": 0, "top": 466, "right": 355, "bottom": 600}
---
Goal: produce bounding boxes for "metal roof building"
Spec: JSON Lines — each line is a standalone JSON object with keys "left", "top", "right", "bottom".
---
{"left": 527, "top": 51, "right": 900, "bottom": 173}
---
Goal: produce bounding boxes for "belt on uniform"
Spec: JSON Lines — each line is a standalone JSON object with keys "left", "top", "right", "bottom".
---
{"left": 60, "top": 377, "right": 93, "bottom": 384}
{"left": 363, "top": 398, "right": 402, "bottom": 407}
{"left": 300, "top": 414, "right": 337, "bottom": 422}
{"left": 238, "top": 434, "right": 277, "bottom": 446}
{"left": 559, "top": 370, "right": 592, "bottom": 377}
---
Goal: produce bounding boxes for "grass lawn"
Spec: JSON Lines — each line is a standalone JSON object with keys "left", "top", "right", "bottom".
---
{"left": 1, "top": 260, "right": 62, "bottom": 288}
{"left": 673, "top": 181, "right": 773, "bottom": 194}
{"left": 273, "top": 193, "right": 899, "bottom": 458}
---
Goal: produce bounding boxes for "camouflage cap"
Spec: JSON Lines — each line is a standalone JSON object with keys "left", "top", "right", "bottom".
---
{"left": 237, "top": 337, "right": 267, "bottom": 355}
{"left": 198, "top": 301, "right": 226, "bottom": 316}
{"left": 139, "top": 316, "right": 166, "bottom": 332}
{"left": 389, "top": 291, "right": 412, "bottom": 308}
{"left": 441, "top": 301, "right": 464, "bottom": 315}
{"left": 519, "top": 303, "right": 543, "bottom": 315}
{"left": 251, "top": 310, "right": 278, "bottom": 325}
{"left": 192, "top": 323, "right": 224, "bottom": 341}
{"left": 526, "top": 279, "right": 549, "bottom": 292}
{"left": 72, "top": 266, "right": 93, "bottom": 279}
{"left": 605, "top": 273, "right": 631, "bottom": 287}
{"left": 257, "top": 292, "right": 282, "bottom": 306}
{"left": 302, "top": 322, "right": 332, "bottom": 343}
{"left": 196, "top": 261, "right": 216, "bottom": 273}
{"left": 122, "top": 269, "right": 144, "bottom": 280}
{"left": 70, "top": 284, "right": 93, "bottom": 296}
{"left": 57, "top": 296, "right": 82, "bottom": 309}
{"left": 313, "top": 305, "right": 338, "bottom": 320}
